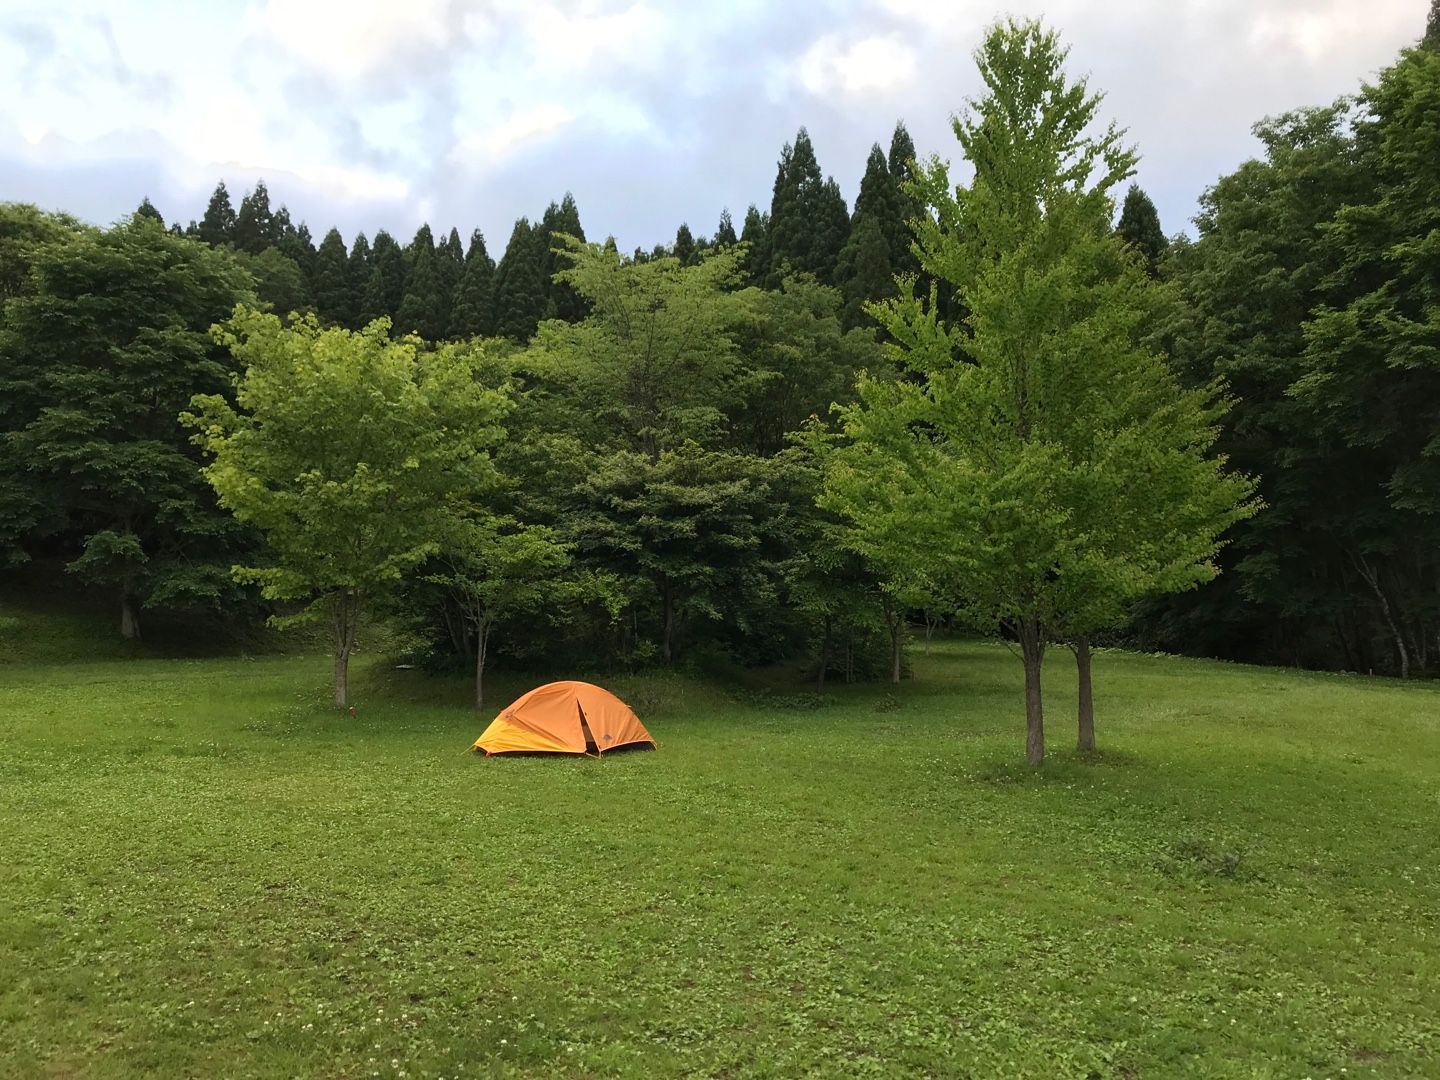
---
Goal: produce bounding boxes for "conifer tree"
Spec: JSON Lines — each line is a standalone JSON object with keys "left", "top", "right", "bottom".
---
{"left": 348, "top": 232, "right": 373, "bottom": 324}
{"left": 311, "top": 228, "right": 353, "bottom": 327}
{"left": 740, "top": 204, "right": 770, "bottom": 285}
{"left": 674, "top": 223, "right": 697, "bottom": 265}
{"left": 277, "top": 213, "right": 316, "bottom": 278}
{"left": 397, "top": 224, "right": 448, "bottom": 340}
{"left": 234, "top": 180, "right": 278, "bottom": 254}
{"left": 450, "top": 229, "right": 496, "bottom": 338}
{"left": 134, "top": 197, "right": 164, "bottom": 227}
{"left": 887, "top": 121, "right": 923, "bottom": 276}
{"left": 198, "top": 180, "right": 236, "bottom": 247}
{"left": 714, "top": 208, "right": 738, "bottom": 248}
{"left": 1427, "top": 0, "right": 1439, "bottom": 46}
{"left": 363, "top": 230, "right": 406, "bottom": 322}
{"left": 833, "top": 214, "right": 894, "bottom": 329}
{"left": 437, "top": 227, "right": 465, "bottom": 328}
{"left": 766, "top": 128, "right": 849, "bottom": 286}
{"left": 492, "top": 218, "right": 547, "bottom": 341}
{"left": 1115, "top": 184, "right": 1168, "bottom": 275}
{"left": 539, "top": 194, "right": 587, "bottom": 321}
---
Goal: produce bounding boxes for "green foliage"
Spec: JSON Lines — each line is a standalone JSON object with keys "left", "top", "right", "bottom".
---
{"left": 184, "top": 311, "right": 510, "bottom": 705}
{"left": 1115, "top": 183, "right": 1168, "bottom": 275}
{"left": 234, "top": 180, "right": 279, "bottom": 254}
{"left": 714, "top": 208, "right": 738, "bottom": 248}
{"left": 363, "top": 230, "right": 406, "bottom": 323}
{"left": 535, "top": 240, "right": 750, "bottom": 458}
{"left": 310, "top": 227, "right": 353, "bottom": 327}
{"left": 0, "top": 216, "right": 257, "bottom": 631}
{"left": 493, "top": 218, "right": 547, "bottom": 341}
{"left": 450, "top": 229, "right": 496, "bottom": 338}
{"left": 396, "top": 224, "right": 449, "bottom": 340}
{"left": 197, "top": 180, "right": 236, "bottom": 247}
{"left": 823, "top": 19, "right": 1256, "bottom": 763}
{"left": 235, "top": 246, "right": 311, "bottom": 316}
{"left": 765, "top": 129, "right": 849, "bottom": 287}
{"left": 538, "top": 194, "right": 587, "bottom": 321}
{"left": 134, "top": 196, "right": 164, "bottom": 226}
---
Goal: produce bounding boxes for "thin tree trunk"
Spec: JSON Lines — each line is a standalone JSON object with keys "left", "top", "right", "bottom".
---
{"left": 332, "top": 591, "right": 359, "bottom": 709}
{"left": 1352, "top": 552, "right": 1409, "bottom": 678}
{"left": 1018, "top": 616, "right": 1045, "bottom": 767}
{"left": 817, "top": 616, "right": 830, "bottom": 693}
{"left": 1074, "top": 635, "right": 1095, "bottom": 753}
{"left": 661, "top": 580, "right": 674, "bottom": 664}
{"left": 474, "top": 620, "right": 490, "bottom": 709}
{"left": 119, "top": 594, "right": 140, "bottom": 641}
{"left": 885, "top": 600, "right": 903, "bottom": 684}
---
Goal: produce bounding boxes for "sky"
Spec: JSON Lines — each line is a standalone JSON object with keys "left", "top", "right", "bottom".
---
{"left": 0, "top": 0, "right": 1429, "bottom": 253}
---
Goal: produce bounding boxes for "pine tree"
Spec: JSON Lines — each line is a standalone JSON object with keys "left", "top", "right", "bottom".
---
{"left": 363, "top": 230, "right": 406, "bottom": 322}
{"left": 311, "top": 228, "right": 352, "bottom": 327}
{"left": 887, "top": 121, "right": 922, "bottom": 277}
{"left": 134, "top": 197, "right": 164, "bottom": 227}
{"left": 740, "top": 204, "right": 770, "bottom": 285}
{"left": 438, "top": 227, "right": 465, "bottom": 326}
{"left": 714, "top": 209, "right": 738, "bottom": 248}
{"left": 766, "top": 128, "right": 848, "bottom": 286}
{"left": 198, "top": 181, "right": 236, "bottom": 247}
{"left": 234, "top": 180, "right": 278, "bottom": 254}
{"left": 674, "top": 223, "right": 697, "bottom": 265}
{"left": 539, "top": 194, "right": 587, "bottom": 321}
{"left": 492, "top": 218, "right": 547, "bottom": 341}
{"left": 1427, "top": 0, "right": 1439, "bottom": 46}
{"left": 833, "top": 213, "right": 894, "bottom": 329}
{"left": 449, "top": 229, "right": 496, "bottom": 337}
{"left": 277, "top": 212, "right": 316, "bottom": 278}
{"left": 396, "top": 224, "right": 448, "bottom": 340}
{"left": 348, "top": 232, "right": 373, "bottom": 324}
{"left": 1115, "top": 184, "right": 1168, "bottom": 275}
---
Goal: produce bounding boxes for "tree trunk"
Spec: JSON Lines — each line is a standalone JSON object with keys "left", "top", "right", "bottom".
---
{"left": 474, "top": 621, "right": 490, "bottom": 709}
{"left": 1074, "top": 635, "right": 1095, "bottom": 753}
{"left": 1352, "top": 553, "right": 1409, "bottom": 678}
{"left": 1018, "top": 617, "right": 1045, "bottom": 767}
{"left": 331, "top": 591, "right": 360, "bottom": 710}
{"left": 661, "top": 580, "right": 674, "bottom": 664}
{"left": 890, "top": 613, "right": 903, "bottom": 685}
{"left": 816, "top": 616, "right": 830, "bottom": 693}
{"left": 119, "top": 594, "right": 140, "bottom": 641}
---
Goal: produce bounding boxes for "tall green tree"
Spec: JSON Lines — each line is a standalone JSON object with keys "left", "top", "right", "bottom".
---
{"left": 437, "top": 227, "right": 465, "bottom": 331}
{"left": 714, "top": 209, "right": 738, "bottom": 248}
{"left": 1115, "top": 184, "right": 1168, "bottom": 275}
{"left": 822, "top": 20, "right": 1254, "bottom": 765}
{"left": 673, "top": 223, "right": 697, "bottom": 266}
{"left": 237, "top": 247, "right": 311, "bottom": 315}
{"left": 348, "top": 232, "right": 373, "bottom": 324}
{"left": 0, "top": 218, "right": 256, "bottom": 636}
{"left": 538, "top": 194, "right": 588, "bottom": 321}
{"left": 492, "top": 218, "right": 547, "bottom": 341}
{"left": 233, "top": 180, "right": 279, "bottom": 254}
{"left": 739, "top": 204, "right": 770, "bottom": 284}
{"left": 311, "top": 228, "right": 353, "bottom": 327}
{"left": 134, "top": 197, "right": 164, "bottom": 226}
{"left": 185, "top": 311, "right": 510, "bottom": 707}
{"left": 1292, "top": 40, "right": 1440, "bottom": 676}
{"left": 450, "top": 229, "right": 496, "bottom": 338}
{"left": 197, "top": 181, "right": 236, "bottom": 247}
{"left": 396, "top": 224, "right": 448, "bottom": 340}
{"left": 363, "top": 230, "right": 406, "bottom": 323}
{"left": 765, "top": 129, "right": 849, "bottom": 287}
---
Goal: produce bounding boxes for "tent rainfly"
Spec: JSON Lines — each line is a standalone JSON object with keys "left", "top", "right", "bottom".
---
{"left": 471, "top": 681, "right": 655, "bottom": 756}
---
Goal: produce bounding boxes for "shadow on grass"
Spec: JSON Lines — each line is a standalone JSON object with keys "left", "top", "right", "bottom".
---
{"left": 972, "top": 746, "right": 1142, "bottom": 784}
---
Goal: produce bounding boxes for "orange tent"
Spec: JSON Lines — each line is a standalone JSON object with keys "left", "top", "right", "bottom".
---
{"left": 471, "top": 681, "right": 656, "bottom": 757}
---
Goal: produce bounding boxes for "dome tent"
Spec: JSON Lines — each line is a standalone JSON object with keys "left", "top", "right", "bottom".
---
{"left": 470, "top": 681, "right": 655, "bottom": 757}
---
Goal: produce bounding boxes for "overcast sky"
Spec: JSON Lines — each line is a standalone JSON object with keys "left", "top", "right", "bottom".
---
{"left": 0, "top": 0, "right": 1429, "bottom": 253}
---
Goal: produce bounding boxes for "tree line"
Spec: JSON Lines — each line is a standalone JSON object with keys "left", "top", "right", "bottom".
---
{"left": 2, "top": 8, "right": 1437, "bottom": 765}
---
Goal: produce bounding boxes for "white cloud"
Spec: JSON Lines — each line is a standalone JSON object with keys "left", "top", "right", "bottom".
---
{"left": 243, "top": 0, "right": 452, "bottom": 79}
{"left": 454, "top": 103, "right": 575, "bottom": 163}
{"left": 795, "top": 33, "right": 919, "bottom": 98}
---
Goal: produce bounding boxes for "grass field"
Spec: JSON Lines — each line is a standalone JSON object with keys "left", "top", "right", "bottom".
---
{"left": 2, "top": 598, "right": 1438, "bottom": 1078}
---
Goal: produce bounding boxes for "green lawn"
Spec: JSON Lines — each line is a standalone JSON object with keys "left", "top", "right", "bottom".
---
{"left": 2, "top": 605, "right": 1438, "bottom": 1077}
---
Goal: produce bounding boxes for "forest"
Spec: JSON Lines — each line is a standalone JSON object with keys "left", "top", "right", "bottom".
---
{"left": 2, "top": 10, "right": 1438, "bottom": 759}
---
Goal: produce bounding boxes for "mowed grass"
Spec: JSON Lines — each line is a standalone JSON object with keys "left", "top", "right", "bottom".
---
{"left": 2, "top": 605, "right": 1438, "bottom": 1077}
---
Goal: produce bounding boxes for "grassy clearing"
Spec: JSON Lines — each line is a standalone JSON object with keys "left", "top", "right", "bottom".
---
{"left": 2, "top": 600, "right": 1438, "bottom": 1078}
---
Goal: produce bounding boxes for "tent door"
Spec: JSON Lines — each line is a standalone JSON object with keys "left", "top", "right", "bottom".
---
{"left": 577, "top": 703, "right": 600, "bottom": 756}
